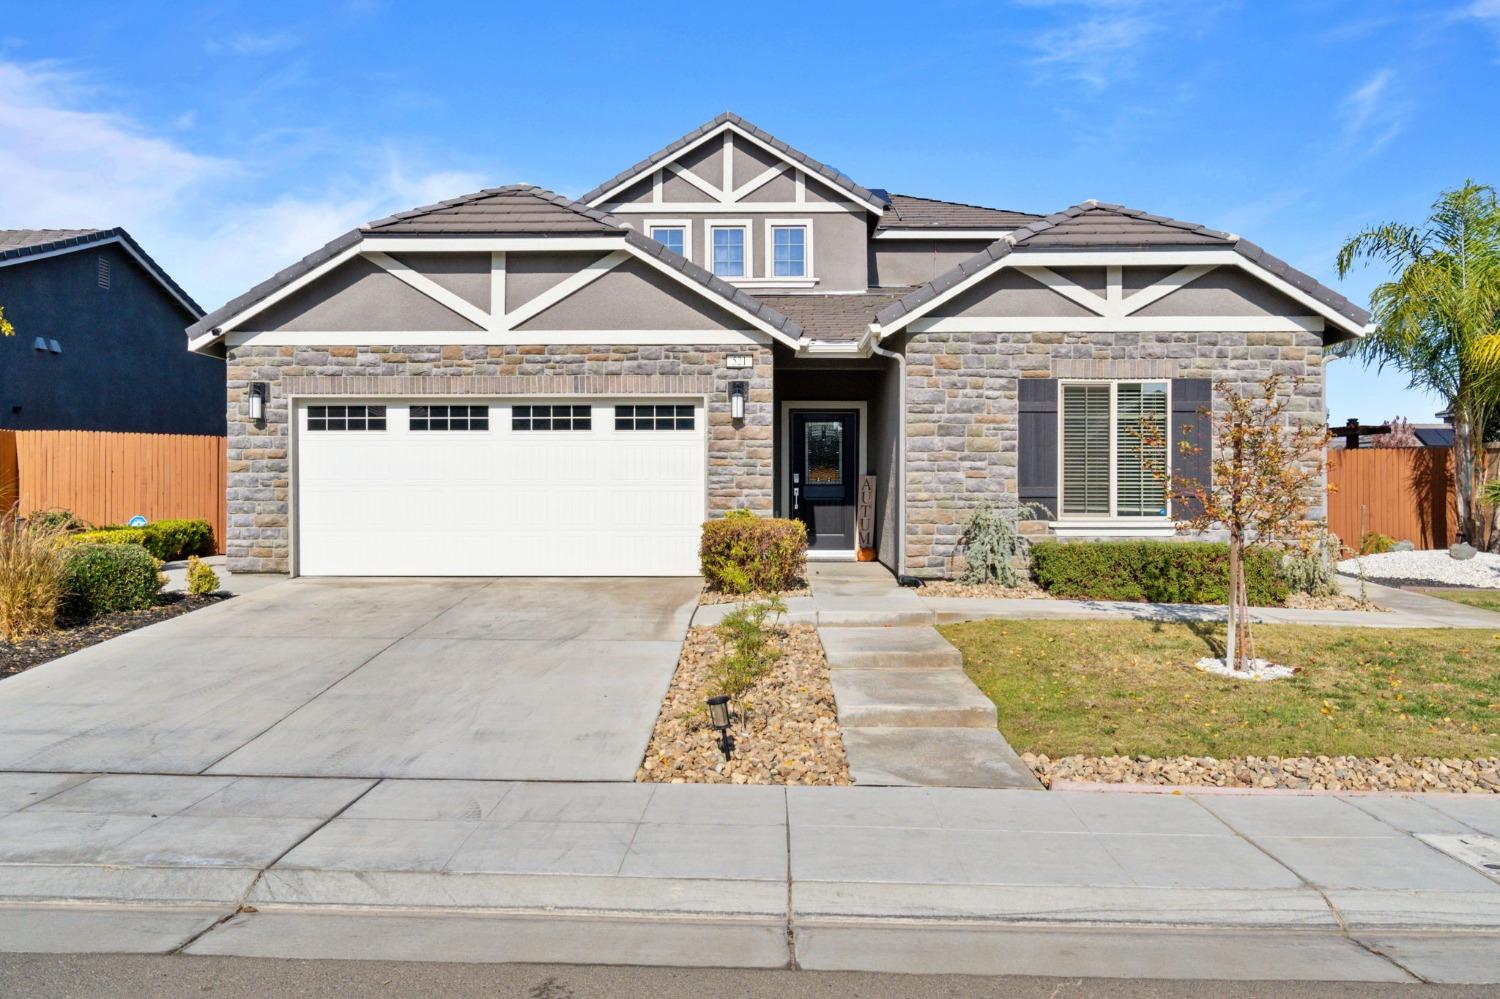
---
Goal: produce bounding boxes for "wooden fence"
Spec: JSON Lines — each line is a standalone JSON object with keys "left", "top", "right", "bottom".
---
{"left": 1324, "top": 446, "right": 1500, "bottom": 549}
{"left": 0, "top": 430, "right": 227, "bottom": 555}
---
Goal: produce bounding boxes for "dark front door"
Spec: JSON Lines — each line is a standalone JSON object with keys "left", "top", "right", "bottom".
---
{"left": 790, "top": 409, "right": 859, "bottom": 551}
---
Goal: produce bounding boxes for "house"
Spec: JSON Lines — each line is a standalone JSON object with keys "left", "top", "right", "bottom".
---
{"left": 1, "top": 229, "right": 221, "bottom": 435}
{"left": 187, "top": 113, "right": 1370, "bottom": 578}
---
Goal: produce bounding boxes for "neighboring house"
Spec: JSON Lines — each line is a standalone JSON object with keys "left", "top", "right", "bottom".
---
{"left": 0, "top": 229, "right": 221, "bottom": 436}
{"left": 188, "top": 113, "right": 1370, "bottom": 578}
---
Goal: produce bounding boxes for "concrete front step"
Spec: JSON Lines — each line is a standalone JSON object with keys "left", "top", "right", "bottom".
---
{"left": 829, "top": 669, "right": 997, "bottom": 729}
{"left": 819, "top": 627, "right": 964, "bottom": 671}
{"left": 839, "top": 727, "right": 1042, "bottom": 789}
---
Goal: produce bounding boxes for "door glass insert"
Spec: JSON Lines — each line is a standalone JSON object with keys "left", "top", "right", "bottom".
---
{"left": 805, "top": 420, "right": 843, "bottom": 485}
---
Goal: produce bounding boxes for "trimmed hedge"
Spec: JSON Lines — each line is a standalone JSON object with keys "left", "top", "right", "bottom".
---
{"left": 700, "top": 510, "right": 807, "bottom": 594}
{"left": 69, "top": 519, "right": 213, "bottom": 561}
{"left": 59, "top": 543, "right": 163, "bottom": 616}
{"left": 1030, "top": 540, "right": 1289, "bottom": 606}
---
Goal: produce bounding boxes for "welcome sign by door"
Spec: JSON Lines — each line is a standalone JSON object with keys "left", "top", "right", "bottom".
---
{"left": 857, "top": 475, "right": 876, "bottom": 561}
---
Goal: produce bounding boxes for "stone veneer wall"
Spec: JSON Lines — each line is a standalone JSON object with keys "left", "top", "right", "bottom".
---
{"left": 901, "top": 329, "right": 1328, "bottom": 578}
{"left": 225, "top": 343, "right": 774, "bottom": 573}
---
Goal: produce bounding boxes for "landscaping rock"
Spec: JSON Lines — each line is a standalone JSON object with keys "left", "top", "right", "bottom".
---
{"left": 917, "top": 579, "right": 1050, "bottom": 599}
{"left": 1451, "top": 542, "right": 1479, "bottom": 561}
{"left": 1024, "top": 752, "right": 1500, "bottom": 793}
{"left": 637, "top": 623, "right": 850, "bottom": 785}
{"left": 1393, "top": 540, "right": 1415, "bottom": 552}
{"left": 699, "top": 583, "right": 811, "bottom": 606}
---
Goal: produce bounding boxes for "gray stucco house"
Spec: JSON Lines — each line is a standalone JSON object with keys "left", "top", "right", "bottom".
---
{"left": 2, "top": 229, "right": 221, "bottom": 436}
{"left": 187, "top": 113, "right": 1369, "bottom": 578}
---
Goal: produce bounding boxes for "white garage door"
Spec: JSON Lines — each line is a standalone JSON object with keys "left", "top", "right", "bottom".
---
{"left": 294, "top": 399, "right": 705, "bottom": 576}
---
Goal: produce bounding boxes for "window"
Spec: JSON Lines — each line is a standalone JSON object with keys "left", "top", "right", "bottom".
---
{"left": 1060, "top": 382, "right": 1168, "bottom": 518}
{"left": 804, "top": 420, "right": 843, "bottom": 485}
{"left": 615, "top": 404, "right": 694, "bottom": 430}
{"left": 410, "top": 404, "right": 488, "bottom": 431}
{"left": 710, "top": 224, "right": 747, "bottom": 277}
{"left": 512, "top": 404, "right": 591, "bottom": 431}
{"left": 307, "top": 405, "right": 386, "bottom": 431}
{"left": 647, "top": 223, "right": 688, "bottom": 258}
{"left": 771, "top": 225, "right": 806, "bottom": 277}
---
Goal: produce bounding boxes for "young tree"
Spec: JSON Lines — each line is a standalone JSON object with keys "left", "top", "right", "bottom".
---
{"left": 1336, "top": 181, "right": 1500, "bottom": 549}
{"left": 1168, "top": 375, "right": 1328, "bottom": 674}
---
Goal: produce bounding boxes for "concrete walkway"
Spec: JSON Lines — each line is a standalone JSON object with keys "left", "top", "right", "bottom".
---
{"left": 2, "top": 773, "right": 1499, "bottom": 982}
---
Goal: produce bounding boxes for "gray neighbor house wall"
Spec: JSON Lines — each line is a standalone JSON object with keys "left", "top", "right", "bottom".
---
{"left": 0, "top": 243, "right": 223, "bottom": 435}
{"left": 895, "top": 266, "right": 1328, "bottom": 578}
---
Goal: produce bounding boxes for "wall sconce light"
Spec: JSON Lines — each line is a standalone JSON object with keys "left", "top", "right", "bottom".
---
{"left": 248, "top": 382, "right": 269, "bottom": 425}
{"left": 706, "top": 694, "right": 733, "bottom": 759}
{"left": 729, "top": 380, "right": 748, "bottom": 422}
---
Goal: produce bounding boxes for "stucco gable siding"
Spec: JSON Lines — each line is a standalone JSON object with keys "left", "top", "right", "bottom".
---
{"left": 389, "top": 252, "right": 489, "bottom": 310}
{"left": 238, "top": 257, "right": 484, "bottom": 334}
{"left": 740, "top": 172, "right": 798, "bottom": 202}
{"left": 731, "top": 137, "right": 781, "bottom": 187}
{"left": 676, "top": 139, "right": 724, "bottom": 185}
{"left": 504, "top": 251, "right": 611, "bottom": 313}
{"left": 512, "top": 257, "right": 749, "bottom": 333}
{"left": 933, "top": 268, "right": 1099, "bottom": 319}
{"left": 661, "top": 172, "right": 716, "bottom": 202}
{"left": 1132, "top": 268, "right": 1308, "bottom": 319}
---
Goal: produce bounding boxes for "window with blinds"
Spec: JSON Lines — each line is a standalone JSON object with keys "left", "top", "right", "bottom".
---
{"left": 1060, "top": 381, "right": 1169, "bottom": 518}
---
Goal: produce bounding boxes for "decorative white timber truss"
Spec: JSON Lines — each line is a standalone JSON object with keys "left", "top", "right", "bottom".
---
{"left": 1017, "top": 264, "right": 1218, "bottom": 321}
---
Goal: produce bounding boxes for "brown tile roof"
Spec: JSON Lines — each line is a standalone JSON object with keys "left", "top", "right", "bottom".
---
{"left": 754, "top": 290, "right": 914, "bottom": 343}
{"left": 875, "top": 194, "right": 1041, "bottom": 231}
{"left": 0, "top": 227, "right": 200, "bottom": 315}
{"left": 875, "top": 201, "right": 1371, "bottom": 336}
{"left": 580, "top": 112, "right": 887, "bottom": 211}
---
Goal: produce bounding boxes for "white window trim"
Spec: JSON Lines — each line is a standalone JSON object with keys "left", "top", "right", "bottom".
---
{"left": 707, "top": 219, "right": 751, "bottom": 279}
{"left": 763, "top": 218, "right": 815, "bottom": 284}
{"left": 645, "top": 219, "right": 693, "bottom": 260}
{"left": 1054, "top": 378, "right": 1173, "bottom": 526}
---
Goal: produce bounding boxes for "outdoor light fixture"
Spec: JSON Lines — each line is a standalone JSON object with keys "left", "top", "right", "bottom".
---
{"left": 729, "top": 380, "right": 748, "bottom": 421}
{"left": 706, "top": 694, "right": 734, "bottom": 759}
{"left": 248, "top": 382, "right": 269, "bottom": 425}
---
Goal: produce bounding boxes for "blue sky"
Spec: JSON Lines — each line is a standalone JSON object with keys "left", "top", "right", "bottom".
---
{"left": 3, "top": 1, "right": 1496, "bottom": 422}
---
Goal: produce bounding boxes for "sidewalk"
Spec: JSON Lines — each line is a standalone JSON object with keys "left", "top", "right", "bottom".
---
{"left": 3, "top": 773, "right": 1499, "bottom": 982}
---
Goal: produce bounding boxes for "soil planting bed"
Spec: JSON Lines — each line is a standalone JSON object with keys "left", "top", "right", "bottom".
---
{"left": 1, "top": 593, "right": 229, "bottom": 678}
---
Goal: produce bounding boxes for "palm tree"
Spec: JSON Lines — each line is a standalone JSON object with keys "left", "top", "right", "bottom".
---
{"left": 1336, "top": 181, "right": 1500, "bottom": 549}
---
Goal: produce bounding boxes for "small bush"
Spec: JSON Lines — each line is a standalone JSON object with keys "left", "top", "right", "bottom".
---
{"left": 959, "top": 502, "right": 1044, "bottom": 586}
{"left": 185, "top": 555, "right": 220, "bottom": 596}
{"left": 0, "top": 504, "right": 69, "bottom": 640}
{"left": 700, "top": 510, "right": 807, "bottom": 594}
{"left": 1282, "top": 532, "right": 1340, "bottom": 597}
{"left": 1030, "top": 540, "right": 1289, "bottom": 606}
{"left": 59, "top": 543, "right": 163, "bottom": 617}
{"left": 710, "top": 598, "right": 785, "bottom": 701}
{"left": 1360, "top": 531, "right": 1396, "bottom": 556}
{"left": 26, "top": 508, "right": 84, "bottom": 533}
{"left": 66, "top": 519, "right": 213, "bottom": 561}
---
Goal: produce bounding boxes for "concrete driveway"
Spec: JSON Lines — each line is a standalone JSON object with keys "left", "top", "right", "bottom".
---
{"left": 0, "top": 577, "right": 700, "bottom": 781}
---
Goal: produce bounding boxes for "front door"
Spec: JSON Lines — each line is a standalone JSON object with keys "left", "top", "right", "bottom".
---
{"left": 790, "top": 409, "right": 859, "bottom": 552}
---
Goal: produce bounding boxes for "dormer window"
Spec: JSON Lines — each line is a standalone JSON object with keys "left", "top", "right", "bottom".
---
{"left": 647, "top": 221, "right": 689, "bottom": 259}
{"left": 771, "top": 224, "right": 807, "bottom": 277}
{"left": 709, "top": 223, "right": 748, "bottom": 278}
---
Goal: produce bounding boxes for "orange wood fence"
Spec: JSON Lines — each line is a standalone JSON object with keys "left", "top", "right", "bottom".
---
{"left": 0, "top": 430, "right": 227, "bottom": 555}
{"left": 1324, "top": 446, "right": 1500, "bottom": 549}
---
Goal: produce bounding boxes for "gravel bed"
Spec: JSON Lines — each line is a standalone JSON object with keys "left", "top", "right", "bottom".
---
{"left": 1, "top": 593, "right": 230, "bottom": 678}
{"left": 917, "top": 579, "right": 1050, "bottom": 599}
{"left": 698, "top": 584, "right": 811, "bottom": 606}
{"left": 1025, "top": 753, "right": 1500, "bottom": 793}
{"left": 1338, "top": 549, "right": 1500, "bottom": 589}
{"left": 1284, "top": 592, "right": 1384, "bottom": 611}
{"left": 637, "top": 623, "right": 850, "bottom": 785}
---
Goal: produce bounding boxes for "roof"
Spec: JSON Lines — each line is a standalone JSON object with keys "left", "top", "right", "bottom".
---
{"left": 580, "top": 112, "right": 887, "bottom": 212}
{"left": 757, "top": 290, "right": 914, "bottom": 343}
{"left": 187, "top": 184, "right": 802, "bottom": 345}
{"left": 0, "top": 228, "right": 201, "bottom": 316}
{"left": 875, "top": 201, "right": 1372, "bottom": 336}
{"left": 874, "top": 193, "right": 1041, "bottom": 231}
{"left": 1415, "top": 426, "right": 1456, "bottom": 448}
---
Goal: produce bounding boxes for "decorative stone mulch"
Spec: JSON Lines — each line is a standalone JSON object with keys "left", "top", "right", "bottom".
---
{"left": 698, "top": 584, "right": 811, "bottom": 605}
{"left": 1025, "top": 753, "right": 1500, "bottom": 793}
{"left": 1284, "top": 592, "right": 1384, "bottom": 612}
{"left": 637, "top": 623, "right": 851, "bottom": 785}
{"left": 0, "top": 593, "right": 230, "bottom": 678}
{"left": 917, "top": 579, "right": 1049, "bottom": 599}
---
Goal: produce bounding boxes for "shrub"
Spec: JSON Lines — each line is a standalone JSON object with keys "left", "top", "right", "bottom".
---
{"left": 700, "top": 510, "right": 807, "bottom": 594}
{"left": 26, "top": 508, "right": 84, "bottom": 533}
{"left": 1282, "top": 532, "right": 1340, "bottom": 597}
{"left": 709, "top": 598, "right": 785, "bottom": 701}
{"left": 185, "top": 555, "right": 220, "bottom": 596}
{"left": 1030, "top": 540, "right": 1289, "bottom": 606}
{"left": 59, "top": 543, "right": 162, "bottom": 617}
{"left": 959, "top": 502, "right": 1044, "bottom": 586}
{"left": 0, "top": 504, "right": 69, "bottom": 640}
{"left": 66, "top": 519, "right": 213, "bottom": 561}
{"left": 1360, "top": 531, "right": 1396, "bottom": 556}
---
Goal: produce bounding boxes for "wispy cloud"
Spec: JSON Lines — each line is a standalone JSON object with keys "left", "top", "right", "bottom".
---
{"left": 1337, "top": 68, "right": 1408, "bottom": 159}
{"left": 1456, "top": 0, "right": 1500, "bottom": 52}
{"left": 208, "top": 31, "right": 301, "bottom": 55}
{"left": 0, "top": 59, "right": 487, "bottom": 309}
{"left": 1018, "top": 0, "right": 1159, "bottom": 90}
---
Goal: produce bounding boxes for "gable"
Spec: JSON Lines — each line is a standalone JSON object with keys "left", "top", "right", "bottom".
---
{"left": 505, "top": 251, "right": 610, "bottom": 313}
{"left": 239, "top": 255, "right": 484, "bottom": 334}
{"left": 389, "top": 252, "right": 489, "bottom": 309}
{"left": 1132, "top": 267, "right": 1307, "bottom": 318}
{"left": 935, "top": 268, "right": 1098, "bottom": 319}
{"left": 514, "top": 257, "right": 752, "bottom": 333}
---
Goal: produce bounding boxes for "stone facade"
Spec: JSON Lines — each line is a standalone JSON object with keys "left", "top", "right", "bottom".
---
{"left": 900, "top": 329, "right": 1327, "bottom": 577}
{"left": 225, "top": 343, "right": 774, "bottom": 573}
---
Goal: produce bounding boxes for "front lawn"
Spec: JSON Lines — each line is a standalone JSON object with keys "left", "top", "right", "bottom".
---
{"left": 941, "top": 619, "right": 1500, "bottom": 759}
{"left": 1414, "top": 587, "right": 1500, "bottom": 614}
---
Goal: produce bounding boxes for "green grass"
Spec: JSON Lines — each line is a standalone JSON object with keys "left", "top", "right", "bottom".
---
{"left": 940, "top": 619, "right": 1500, "bottom": 759}
{"left": 1414, "top": 588, "right": 1500, "bottom": 614}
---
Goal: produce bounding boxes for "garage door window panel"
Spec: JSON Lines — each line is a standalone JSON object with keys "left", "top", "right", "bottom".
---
{"left": 615, "top": 404, "right": 695, "bottom": 431}
{"left": 411, "top": 404, "right": 489, "bottom": 431}
{"left": 513, "top": 405, "right": 592, "bottom": 431}
{"left": 307, "top": 405, "right": 386, "bottom": 431}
